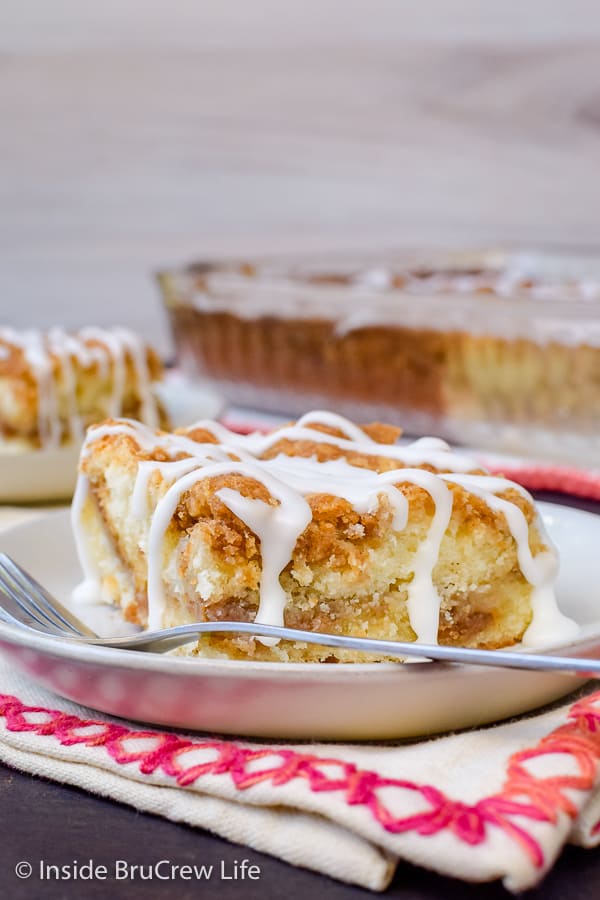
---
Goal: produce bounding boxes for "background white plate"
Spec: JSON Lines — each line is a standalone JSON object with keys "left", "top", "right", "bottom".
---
{"left": 0, "top": 373, "right": 223, "bottom": 503}
{"left": 0, "top": 502, "right": 598, "bottom": 741}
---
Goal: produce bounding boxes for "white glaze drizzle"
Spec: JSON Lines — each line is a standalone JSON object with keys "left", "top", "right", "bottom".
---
{"left": 244, "top": 425, "right": 477, "bottom": 473}
{"left": 295, "top": 410, "right": 377, "bottom": 443}
{"left": 111, "top": 327, "right": 160, "bottom": 429}
{"left": 0, "top": 327, "right": 162, "bottom": 447}
{"left": 70, "top": 473, "right": 102, "bottom": 604}
{"left": 1, "top": 329, "right": 61, "bottom": 447}
{"left": 131, "top": 450, "right": 232, "bottom": 520}
{"left": 440, "top": 474, "right": 579, "bottom": 645}
{"left": 71, "top": 411, "right": 575, "bottom": 648}
{"left": 145, "top": 462, "right": 312, "bottom": 638}
{"left": 47, "top": 329, "right": 87, "bottom": 443}
{"left": 180, "top": 413, "right": 476, "bottom": 473}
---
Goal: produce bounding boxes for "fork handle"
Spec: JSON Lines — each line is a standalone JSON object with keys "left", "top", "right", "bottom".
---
{"left": 53, "top": 621, "right": 600, "bottom": 676}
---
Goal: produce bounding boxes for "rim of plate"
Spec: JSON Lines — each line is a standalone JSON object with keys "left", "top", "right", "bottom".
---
{"left": 0, "top": 616, "right": 436, "bottom": 678}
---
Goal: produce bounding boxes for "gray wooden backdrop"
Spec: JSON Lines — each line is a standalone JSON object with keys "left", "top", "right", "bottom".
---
{"left": 2, "top": 1, "right": 600, "bottom": 354}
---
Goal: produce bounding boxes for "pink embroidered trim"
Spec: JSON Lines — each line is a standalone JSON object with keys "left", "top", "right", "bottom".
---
{"left": 3, "top": 689, "right": 600, "bottom": 867}
{"left": 486, "top": 464, "right": 600, "bottom": 502}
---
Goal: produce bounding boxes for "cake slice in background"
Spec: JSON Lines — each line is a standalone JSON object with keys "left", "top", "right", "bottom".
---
{"left": 0, "top": 327, "right": 170, "bottom": 451}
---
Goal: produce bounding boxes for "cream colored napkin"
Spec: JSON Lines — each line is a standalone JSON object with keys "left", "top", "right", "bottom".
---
{"left": 1, "top": 660, "right": 600, "bottom": 892}
{"left": 1, "top": 508, "right": 600, "bottom": 892}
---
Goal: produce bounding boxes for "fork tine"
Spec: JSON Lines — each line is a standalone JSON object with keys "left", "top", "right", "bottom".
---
{"left": 0, "top": 604, "right": 20, "bottom": 626}
{"left": 0, "top": 572, "right": 63, "bottom": 633}
{"left": 0, "top": 592, "right": 61, "bottom": 634}
{"left": 0, "top": 555, "right": 94, "bottom": 637}
{"left": 0, "top": 558, "right": 77, "bottom": 633}
{"left": 0, "top": 558, "right": 70, "bottom": 633}
{"left": 9, "top": 560, "right": 97, "bottom": 637}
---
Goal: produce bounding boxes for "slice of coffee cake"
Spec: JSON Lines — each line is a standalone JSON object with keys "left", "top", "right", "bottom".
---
{"left": 71, "top": 411, "right": 576, "bottom": 662}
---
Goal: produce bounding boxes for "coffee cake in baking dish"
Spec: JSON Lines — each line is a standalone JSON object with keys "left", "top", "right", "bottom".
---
{"left": 159, "top": 251, "right": 600, "bottom": 465}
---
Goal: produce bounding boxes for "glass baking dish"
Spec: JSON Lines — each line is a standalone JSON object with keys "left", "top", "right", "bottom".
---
{"left": 157, "top": 250, "right": 600, "bottom": 466}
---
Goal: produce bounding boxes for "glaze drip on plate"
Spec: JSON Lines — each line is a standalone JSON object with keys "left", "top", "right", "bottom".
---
{"left": 72, "top": 411, "right": 579, "bottom": 649}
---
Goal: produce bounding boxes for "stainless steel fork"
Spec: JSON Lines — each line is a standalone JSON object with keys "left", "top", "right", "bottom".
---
{"left": 2, "top": 552, "right": 600, "bottom": 675}
{"left": 0, "top": 554, "right": 97, "bottom": 638}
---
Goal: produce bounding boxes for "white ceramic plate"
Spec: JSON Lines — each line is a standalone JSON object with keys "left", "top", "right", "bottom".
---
{"left": 0, "top": 373, "right": 223, "bottom": 503}
{"left": 0, "top": 503, "right": 598, "bottom": 741}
